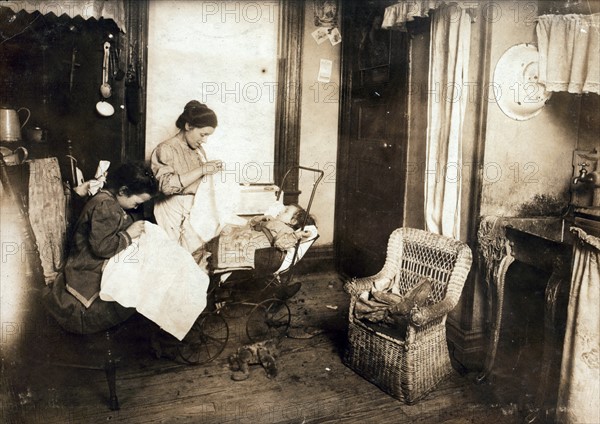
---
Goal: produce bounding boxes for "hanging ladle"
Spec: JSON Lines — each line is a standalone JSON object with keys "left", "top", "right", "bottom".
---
{"left": 96, "top": 42, "right": 114, "bottom": 117}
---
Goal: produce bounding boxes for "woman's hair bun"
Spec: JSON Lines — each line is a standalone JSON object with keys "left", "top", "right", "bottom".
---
{"left": 176, "top": 100, "right": 218, "bottom": 129}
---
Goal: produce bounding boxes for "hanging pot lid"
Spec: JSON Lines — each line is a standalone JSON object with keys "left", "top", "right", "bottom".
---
{"left": 493, "top": 43, "right": 552, "bottom": 121}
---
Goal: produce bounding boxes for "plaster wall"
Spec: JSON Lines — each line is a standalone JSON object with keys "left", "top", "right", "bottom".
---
{"left": 145, "top": 1, "right": 339, "bottom": 245}
{"left": 480, "top": 0, "right": 579, "bottom": 217}
{"left": 145, "top": 1, "right": 279, "bottom": 183}
{"left": 297, "top": 5, "right": 341, "bottom": 246}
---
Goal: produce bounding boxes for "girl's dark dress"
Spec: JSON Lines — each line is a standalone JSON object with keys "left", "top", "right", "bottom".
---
{"left": 43, "top": 190, "right": 136, "bottom": 334}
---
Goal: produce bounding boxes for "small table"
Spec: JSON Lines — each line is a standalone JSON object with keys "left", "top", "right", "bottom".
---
{"left": 476, "top": 216, "right": 573, "bottom": 422}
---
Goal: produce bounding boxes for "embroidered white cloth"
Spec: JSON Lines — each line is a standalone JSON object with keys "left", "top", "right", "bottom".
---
{"left": 100, "top": 222, "right": 209, "bottom": 340}
{"left": 536, "top": 13, "right": 600, "bottom": 94}
{"left": 2, "top": 0, "right": 127, "bottom": 32}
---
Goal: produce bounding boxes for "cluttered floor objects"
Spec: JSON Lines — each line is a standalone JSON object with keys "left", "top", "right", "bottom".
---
{"left": 3, "top": 271, "right": 531, "bottom": 424}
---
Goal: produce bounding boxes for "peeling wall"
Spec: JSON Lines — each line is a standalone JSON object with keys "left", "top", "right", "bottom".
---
{"left": 480, "top": 1, "right": 581, "bottom": 217}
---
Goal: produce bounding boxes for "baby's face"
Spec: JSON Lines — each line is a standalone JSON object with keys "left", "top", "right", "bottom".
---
{"left": 276, "top": 205, "right": 299, "bottom": 224}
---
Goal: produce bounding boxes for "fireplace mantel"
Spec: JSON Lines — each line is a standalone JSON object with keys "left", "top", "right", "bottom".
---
{"left": 476, "top": 215, "right": 574, "bottom": 422}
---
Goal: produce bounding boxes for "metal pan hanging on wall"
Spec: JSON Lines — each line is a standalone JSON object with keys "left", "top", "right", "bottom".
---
{"left": 493, "top": 43, "right": 552, "bottom": 121}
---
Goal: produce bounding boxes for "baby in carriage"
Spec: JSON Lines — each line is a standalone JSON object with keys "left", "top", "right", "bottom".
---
{"left": 208, "top": 203, "right": 315, "bottom": 274}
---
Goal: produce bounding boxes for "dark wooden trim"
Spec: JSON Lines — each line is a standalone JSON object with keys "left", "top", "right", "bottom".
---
{"left": 122, "top": 0, "right": 149, "bottom": 162}
{"left": 446, "top": 318, "right": 486, "bottom": 372}
{"left": 274, "top": 0, "right": 304, "bottom": 204}
{"left": 333, "top": 1, "right": 353, "bottom": 272}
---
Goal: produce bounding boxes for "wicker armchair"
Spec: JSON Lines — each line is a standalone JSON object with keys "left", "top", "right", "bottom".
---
{"left": 343, "top": 228, "right": 472, "bottom": 404}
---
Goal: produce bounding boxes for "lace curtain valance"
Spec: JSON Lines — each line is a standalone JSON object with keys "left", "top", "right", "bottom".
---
{"left": 536, "top": 13, "right": 600, "bottom": 94}
{"left": 381, "top": 1, "right": 478, "bottom": 31}
{"left": 1, "top": 0, "right": 126, "bottom": 32}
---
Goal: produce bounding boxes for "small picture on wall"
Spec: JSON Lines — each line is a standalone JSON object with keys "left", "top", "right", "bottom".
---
{"left": 312, "top": 27, "right": 329, "bottom": 45}
{"left": 314, "top": 0, "right": 338, "bottom": 27}
{"left": 328, "top": 28, "right": 342, "bottom": 46}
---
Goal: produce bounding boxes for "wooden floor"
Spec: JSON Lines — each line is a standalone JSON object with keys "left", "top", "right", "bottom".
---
{"left": 2, "top": 271, "right": 542, "bottom": 424}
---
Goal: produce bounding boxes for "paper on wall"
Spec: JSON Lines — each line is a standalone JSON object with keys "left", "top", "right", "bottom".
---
{"left": 318, "top": 59, "right": 333, "bottom": 83}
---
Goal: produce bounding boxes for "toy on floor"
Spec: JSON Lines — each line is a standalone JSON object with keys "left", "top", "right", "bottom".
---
{"left": 228, "top": 339, "right": 279, "bottom": 381}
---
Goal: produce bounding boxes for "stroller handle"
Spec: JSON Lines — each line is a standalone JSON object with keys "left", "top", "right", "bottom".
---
{"left": 277, "top": 165, "right": 325, "bottom": 228}
{"left": 276, "top": 166, "right": 324, "bottom": 284}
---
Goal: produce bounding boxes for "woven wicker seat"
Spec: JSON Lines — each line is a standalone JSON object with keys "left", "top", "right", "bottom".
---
{"left": 343, "top": 228, "right": 472, "bottom": 404}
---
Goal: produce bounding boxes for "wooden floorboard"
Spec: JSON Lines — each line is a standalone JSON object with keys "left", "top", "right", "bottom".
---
{"left": 2, "top": 271, "right": 531, "bottom": 423}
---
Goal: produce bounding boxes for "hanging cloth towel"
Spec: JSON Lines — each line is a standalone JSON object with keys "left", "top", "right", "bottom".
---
{"left": 556, "top": 227, "right": 600, "bottom": 424}
{"left": 27, "top": 158, "right": 67, "bottom": 284}
{"left": 100, "top": 222, "right": 209, "bottom": 340}
{"left": 88, "top": 160, "right": 111, "bottom": 195}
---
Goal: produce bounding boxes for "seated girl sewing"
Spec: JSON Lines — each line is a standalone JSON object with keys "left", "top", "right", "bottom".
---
{"left": 42, "top": 161, "right": 158, "bottom": 335}
{"left": 208, "top": 204, "right": 316, "bottom": 273}
{"left": 42, "top": 161, "right": 212, "bottom": 364}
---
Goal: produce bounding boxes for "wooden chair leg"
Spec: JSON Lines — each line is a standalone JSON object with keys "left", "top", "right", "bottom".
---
{"left": 104, "top": 330, "right": 119, "bottom": 411}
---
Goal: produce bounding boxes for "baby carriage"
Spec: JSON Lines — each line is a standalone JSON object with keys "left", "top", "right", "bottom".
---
{"left": 178, "top": 165, "right": 324, "bottom": 365}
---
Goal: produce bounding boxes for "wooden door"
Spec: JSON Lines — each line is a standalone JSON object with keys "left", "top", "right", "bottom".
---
{"left": 335, "top": 1, "right": 409, "bottom": 277}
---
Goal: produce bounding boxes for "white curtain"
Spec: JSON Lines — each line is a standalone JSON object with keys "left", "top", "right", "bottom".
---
{"left": 424, "top": 4, "right": 471, "bottom": 238}
{"left": 1, "top": 0, "right": 127, "bottom": 32}
{"left": 381, "top": 1, "right": 477, "bottom": 31}
{"left": 536, "top": 13, "right": 600, "bottom": 94}
{"left": 557, "top": 227, "right": 600, "bottom": 424}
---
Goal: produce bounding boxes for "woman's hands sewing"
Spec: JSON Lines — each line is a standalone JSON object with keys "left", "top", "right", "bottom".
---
{"left": 202, "top": 160, "right": 224, "bottom": 175}
{"left": 126, "top": 220, "right": 145, "bottom": 240}
{"left": 178, "top": 159, "right": 224, "bottom": 193}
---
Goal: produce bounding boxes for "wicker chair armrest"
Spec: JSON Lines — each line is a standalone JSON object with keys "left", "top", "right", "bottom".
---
{"left": 409, "top": 241, "right": 473, "bottom": 327}
{"left": 409, "top": 298, "right": 454, "bottom": 327}
{"left": 344, "top": 275, "right": 382, "bottom": 296}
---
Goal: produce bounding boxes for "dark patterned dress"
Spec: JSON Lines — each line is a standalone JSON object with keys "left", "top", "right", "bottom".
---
{"left": 42, "top": 190, "right": 136, "bottom": 334}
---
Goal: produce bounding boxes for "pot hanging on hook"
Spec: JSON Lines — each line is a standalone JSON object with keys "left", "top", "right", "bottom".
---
{"left": 96, "top": 42, "right": 114, "bottom": 117}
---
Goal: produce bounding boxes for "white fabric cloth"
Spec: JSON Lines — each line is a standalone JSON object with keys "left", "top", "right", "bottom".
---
{"left": 190, "top": 173, "right": 244, "bottom": 243}
{"left": 424, "top": 3, "right": 471, "bottom": 239}
{"left": 536, "top": 14, "right": 600, "bottom": 94}
{"left": 88, "top": 160, "right": 110, "bottom": 196}
{"left": 275, "top": 225, "right": 319, "bottom": 274}
{"left": 99, "top": 222, "right": 209, "bottom": 341}
{"left": 556, "top": 227, "right": 600, "bottom": 424}
{"left": 153, "top": 194, "right": 204, "bottom": 253}
{"left": 2, "top": 0, "right": 127, "bottom": 32}
{"left": 382, "top": 1, "right": 478, "bottom": 31}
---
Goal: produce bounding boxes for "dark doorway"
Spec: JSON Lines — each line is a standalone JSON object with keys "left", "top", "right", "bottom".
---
{"left": 335, "top": 1, "right": 410, "bottom": 277}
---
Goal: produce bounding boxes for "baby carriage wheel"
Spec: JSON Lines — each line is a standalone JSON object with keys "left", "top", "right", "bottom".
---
{"left": 177, "top": 312, "right": 229, "bottom": 365}
{"left": 246, "top": 298, "right": 291, "bottom": 342}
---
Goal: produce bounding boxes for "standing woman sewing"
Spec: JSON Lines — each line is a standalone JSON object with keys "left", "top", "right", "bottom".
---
{"left": 150, "top": 101, "right": 223, "bottom": 253}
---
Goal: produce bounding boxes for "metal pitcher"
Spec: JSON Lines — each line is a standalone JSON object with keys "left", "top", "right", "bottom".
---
{"left": 0, "top": 107, "right": 31, "bottom": 142}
